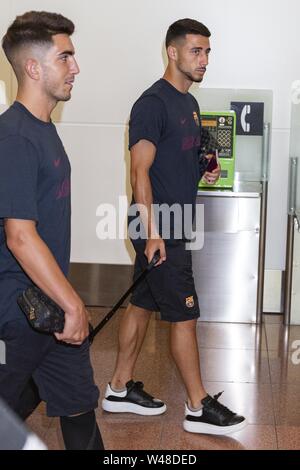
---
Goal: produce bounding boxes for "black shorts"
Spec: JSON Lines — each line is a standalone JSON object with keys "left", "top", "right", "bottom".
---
{"left": 0, "top": 318, "right": 99, "bottom": 417}
{"left": 130, "top": 240, "right": 200, "bottom": 322}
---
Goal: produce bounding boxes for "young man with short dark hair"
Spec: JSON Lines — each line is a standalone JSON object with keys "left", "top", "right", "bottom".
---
{"left": 102, "top": 18, "right": 246, "bottom": 435}
{"left": 0, "top": 11, "right": 103, "bottom": 450}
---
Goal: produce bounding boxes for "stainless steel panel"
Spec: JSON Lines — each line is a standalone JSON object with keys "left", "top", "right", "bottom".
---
{"left": 196, "top": 196, "right": 260, "bottom": 233}
{"left": 198, "top": 197, "right": 239, "bottom": 233}
{"left": 193, "top": 196, "right": 261, "bottom": 323}
{"left": 198, "top": 181, "right": 262, "bottom": 198}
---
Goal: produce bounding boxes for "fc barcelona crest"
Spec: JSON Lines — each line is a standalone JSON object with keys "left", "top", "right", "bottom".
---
{"left": 185, "top": 296, "right": 194, "bottom": 308}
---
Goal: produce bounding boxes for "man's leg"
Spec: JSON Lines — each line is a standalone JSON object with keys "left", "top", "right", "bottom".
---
{"left": 0, "top": 319, "right": 52, "bottom": 419}
{"left": 102, "top": 304, "right": 166, "bottom": 415}
{"left": 170, "top": 318, "right": 206, "bottom": 408}
{"left": 170, "top": 318, "right": 246, "bottom": 435}
{"left": 111, "top": 303, "right": 152, "bottom": 389}
{"left": 60, "top": 411, "right": 104, "bottom": 450}
{"left": 102, "top": 242, "right": 167, "bottom": 416}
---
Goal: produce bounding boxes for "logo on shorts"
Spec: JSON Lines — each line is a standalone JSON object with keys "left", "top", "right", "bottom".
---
{"left": 193, "top": 112, "right": 200, "bottom": 127}
{"left": 185, "top": 296, "right": 194, "bottom": 308}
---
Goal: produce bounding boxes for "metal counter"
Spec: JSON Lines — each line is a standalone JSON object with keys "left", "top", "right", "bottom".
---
{"left": 192, "top": 182, "right": 263, "bottom": 323}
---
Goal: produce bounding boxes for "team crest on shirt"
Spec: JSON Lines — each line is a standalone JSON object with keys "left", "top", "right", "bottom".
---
{"left": 185, "top": 296, "right": 194, "bottom": 308}
{"left": 193, "top": 111, "right": 200, "bottom": 127}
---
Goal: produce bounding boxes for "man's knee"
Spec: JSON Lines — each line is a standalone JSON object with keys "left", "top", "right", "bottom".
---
{"left": 171, "top": 318, "right": 198, "bottom": 331}
{"left": 127, "top": 303, "right": 152, "bottom": 318}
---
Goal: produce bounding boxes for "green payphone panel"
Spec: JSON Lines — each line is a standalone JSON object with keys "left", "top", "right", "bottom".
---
{"left": 199, "top": 111, "right": 236, "bottom": 189}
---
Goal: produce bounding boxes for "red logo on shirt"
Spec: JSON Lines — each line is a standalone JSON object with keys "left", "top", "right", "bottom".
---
{"left": 182, "top": 135, "right": 201, "bottom": 151}
{"left": 56, "top": 178, "right": 70, "bottom": 200}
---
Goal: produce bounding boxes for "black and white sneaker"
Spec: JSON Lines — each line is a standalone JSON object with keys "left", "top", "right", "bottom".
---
{"left": 183, "top": 391, "right": 247, "bottom": 435}
{"left": 102, "top": 380, "right": 167, "bottom": 416}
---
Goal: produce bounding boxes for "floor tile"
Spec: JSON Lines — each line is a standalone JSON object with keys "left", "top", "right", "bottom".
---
{"left": 265, "top": 323, "right": 300, "bottom": 352}
{"left": 197, "top": 322, "right": 267, "bottom": 350}
{"left": 272, "top": 384, "right": 300, "bottom": 425}
{"left": 198, "top": 348, "right": 270, "bottom": 383}
{"left": 160, "top": 423, "right": 277, "bottom": 450}
{"left": 100, "top": 420, "right": 163, "bottom": 450}
{"left": 276, "top": 425, "right": 300, "bottom": 449}
{"left": 269, "top": 349, "right": 300, "bottom": 384}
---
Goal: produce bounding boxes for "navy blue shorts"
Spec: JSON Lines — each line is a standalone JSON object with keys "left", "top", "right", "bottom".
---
{"left": 0, "top": 318, "right": 99, "bottom": 417}
{"left": 130, "top": 240, "right": 200, "bottom": 322}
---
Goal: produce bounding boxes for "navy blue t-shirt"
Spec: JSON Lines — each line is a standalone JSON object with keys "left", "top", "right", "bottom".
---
{"left": 0, "top": 102, "right": 71, "bottom": 325}
{"left": 128, "top": 78, "right": 202, "bottom": 241}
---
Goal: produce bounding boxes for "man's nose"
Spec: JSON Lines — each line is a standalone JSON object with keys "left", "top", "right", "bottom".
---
{"left": 200, "top": 52, "right": 208, "bottom": 66}
{"left": 70, "top": 57, "right": 80, "bottom": 75}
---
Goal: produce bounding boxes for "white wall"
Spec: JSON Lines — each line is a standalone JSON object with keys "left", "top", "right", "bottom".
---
{"left": 0, "top": 0, "right": 299, "bottom": 272}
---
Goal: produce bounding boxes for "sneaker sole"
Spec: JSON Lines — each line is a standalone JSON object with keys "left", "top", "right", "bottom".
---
{"left": 102, "top": 399, "right": 167, "bottom": 416}
{"left": 183, "top": 418, "right": 247, "bottom": 435}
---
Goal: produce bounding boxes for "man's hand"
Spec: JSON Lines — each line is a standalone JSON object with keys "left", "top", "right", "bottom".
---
{"left": 4, "top": 218, "right": 91, "bottom": 345}
{"left": 202, "top": 161, "right": 221, "bottom": 185}
{"left": 54, "top": 303, "right": 90, "bottom": 345}
{"left": 145, "top": 237, "right": 166, "bottom": 266}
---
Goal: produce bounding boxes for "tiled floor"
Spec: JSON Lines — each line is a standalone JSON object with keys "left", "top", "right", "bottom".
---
{"left": 26, "top": 309, "right": 300, "bottom": 450}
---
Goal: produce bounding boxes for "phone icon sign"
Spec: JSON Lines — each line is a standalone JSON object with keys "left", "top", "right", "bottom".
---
{"left": 241, "top": 104, "right": 251, "bottom": 133}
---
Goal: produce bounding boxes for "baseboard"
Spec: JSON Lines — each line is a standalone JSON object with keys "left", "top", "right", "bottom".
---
{"left": 68, "top": 263, "right": 133, "bottom": 307}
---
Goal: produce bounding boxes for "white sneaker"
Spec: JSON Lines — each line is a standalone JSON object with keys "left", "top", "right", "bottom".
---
{"left": 102, "top": 380, "right": 167, "bottom": 416}
{"left": 183, "top": 392, "right": 247, "bottom": 435}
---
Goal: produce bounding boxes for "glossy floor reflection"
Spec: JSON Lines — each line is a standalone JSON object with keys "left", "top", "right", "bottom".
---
{"left": 26, "top": 310, "right": 300, "bottom": 450}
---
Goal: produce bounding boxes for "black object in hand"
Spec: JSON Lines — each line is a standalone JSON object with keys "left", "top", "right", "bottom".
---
{"left": 17, "top": 286, "right": 65, "bottom": 333}
{"left": 205, "top": 153, "right": 218, "bottom": 172}
{"left": 198, "top": 127, "right": 219, "bottom": 176}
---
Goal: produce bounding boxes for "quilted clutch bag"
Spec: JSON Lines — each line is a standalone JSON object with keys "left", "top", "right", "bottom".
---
{"left": 17, "top": 286, "right": 65, "bottom": 333}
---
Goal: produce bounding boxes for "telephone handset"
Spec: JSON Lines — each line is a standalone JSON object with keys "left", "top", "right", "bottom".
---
{"left": 241, "top": 104, "right": 251, "bottom": 133}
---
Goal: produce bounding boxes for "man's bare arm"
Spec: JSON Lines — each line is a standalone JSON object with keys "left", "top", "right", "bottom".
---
{"left": 5, "top": 219, "right": 89, "bottom": 344}
{"left": 130, "top": 139, "right": 166, "bottom": 264}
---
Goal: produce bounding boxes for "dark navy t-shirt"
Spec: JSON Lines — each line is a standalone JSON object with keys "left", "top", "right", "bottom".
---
{"left": 0, "top": 102, "right": 71, "bottom": 325}
{"left": 128, "top": 79, "right": 202, "bottom": 240}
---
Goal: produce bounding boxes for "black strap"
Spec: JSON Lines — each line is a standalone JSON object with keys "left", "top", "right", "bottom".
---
{"left": 89, "top": 250, "right": 160, "bottom": 343}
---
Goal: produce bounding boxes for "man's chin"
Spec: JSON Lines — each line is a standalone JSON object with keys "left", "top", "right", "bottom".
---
{"left": 57, "top": 94, "right": 72, "bottom": 102}
{"left": 184, "top": 72, "right": 204, "bottom": 83}
{"left": 192, "top": 76, "right": 204, "bottom": 83}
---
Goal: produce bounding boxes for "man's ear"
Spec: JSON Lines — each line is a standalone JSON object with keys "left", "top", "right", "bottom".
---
{"left": 24, "top": 58, "right": 41, "bottom": 81}
{"left": 167, "top": 45, "right": 178, "bottom": 61}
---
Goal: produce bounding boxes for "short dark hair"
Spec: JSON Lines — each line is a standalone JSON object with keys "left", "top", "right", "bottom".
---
{"left": 166, "top": 18, "right": 211, "bottom": 48}
{"left": 2, "top": 11, "right": 75, "bottom": 65}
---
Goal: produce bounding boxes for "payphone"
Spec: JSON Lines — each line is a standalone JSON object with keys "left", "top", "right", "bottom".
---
{"left": 199, "top": 110, "right": 236, "bottom": 189}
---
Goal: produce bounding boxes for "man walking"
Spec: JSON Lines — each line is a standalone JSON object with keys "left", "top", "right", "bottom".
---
{"left": 102, "top": 18, "right": 246, "bottom": 435}
{"left": 0, "top": 11, "right": 103, "bottom": 449}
